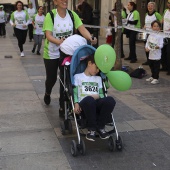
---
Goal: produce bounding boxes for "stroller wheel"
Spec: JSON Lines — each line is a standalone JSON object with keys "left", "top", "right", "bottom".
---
{"left": 116, "top": 136, "right": 123, "bottom": 151}
{"left": 79, "top": 139, "right": 86, "bottom": 155}
{"left": 108, "top": 136, "right": 116, "bottom": 152}
{"left": 71, "top": 140, "right": 77, "bottom": 157}
{"left": 60, "top": 121, "right": 66, "bottom": 135}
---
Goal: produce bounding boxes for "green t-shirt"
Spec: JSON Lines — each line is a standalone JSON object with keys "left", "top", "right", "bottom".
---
{"left": 133, "top": 10, "right": 141, "bottom": 28}
{"left": 43, "top": 9, "right": 82, "bottom": 59}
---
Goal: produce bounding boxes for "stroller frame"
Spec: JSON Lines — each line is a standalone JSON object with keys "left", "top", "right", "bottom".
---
{"left": 59, "top": 45, "right": 123, "bottom": 156}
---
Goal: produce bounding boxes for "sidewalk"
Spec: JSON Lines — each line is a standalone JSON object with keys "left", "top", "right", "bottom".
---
{"left": 0, "top": 24, "right": 170, "bottom": 170}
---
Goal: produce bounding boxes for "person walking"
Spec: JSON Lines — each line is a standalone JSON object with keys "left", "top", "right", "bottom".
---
{"left": 43, "top": 0, "right": 97, "bottom": 118}
{"left": 161, "top": 0, "right": 170, "bottom": 75}
{"left": 32, "top": 6, "right": 45, "bottom": 55}
{"left": 10, "top": 1, "right": 29, "bottom": 57}
{"left": 109, "top": 2, "right": 127, "bottom": 58}
{"left": 76, "top": 1, "right": 93, "bottom": 34}
{"left": 0, "top": 5, "right": 7, "bottom": 38}
{"left": 145, "top": 20, "right": 164, "bottom": 84}
{"left": 143, "top": 2, "right": 162, "bottom": 65}
{"left": 27, "top": 2, "right": 36, "bottom": 42}
{"left": 124, "top": 1, "right": 141, "bottom": 63}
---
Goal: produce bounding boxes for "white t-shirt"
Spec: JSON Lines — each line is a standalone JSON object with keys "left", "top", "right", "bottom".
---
{"left": 145, "top": 14, "right": 157, "bottom": 31}
{"left": 74, "top": 72, "right": 102, "bottom": 102}
{"left": 33, "top": 14, "right": 45, "bottom": 35}
{"left": 27, "top": 8, "right": 36, "bottom": 24}
{"left": 10, "top": 10, "right": 29, "bottom": 30}
{"left": 0, "top": 11, "right": 6, "bottom": 23}
{"left": 60, "top": 34, "right": 87, "bottom": 55}
{"left": 145, "top": 34, "right": 164, "bottom": 60}
{"left": 163, "top": 9, "right": 170, "bottom": 33}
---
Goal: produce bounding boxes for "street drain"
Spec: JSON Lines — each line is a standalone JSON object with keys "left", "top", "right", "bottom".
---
{"left": 4, "top": 55, "right": 13, "bottom": 58}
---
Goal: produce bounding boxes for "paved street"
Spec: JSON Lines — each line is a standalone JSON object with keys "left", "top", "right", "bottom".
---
{"left": 0, "top": 24, "right": 170, "bottom": 170}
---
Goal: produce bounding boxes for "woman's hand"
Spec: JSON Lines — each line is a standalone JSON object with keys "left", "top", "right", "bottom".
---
{"left": 12, "top": 23, "right": 16, "bottom": 27}
{"left": 23, "top": 24, "right": 27, "bottom": 28}
{"left": 89, "top": 37, "right": 97, "bottom": 45}
{"left": 74, "top": 103, "right": 82, "bottom": 114}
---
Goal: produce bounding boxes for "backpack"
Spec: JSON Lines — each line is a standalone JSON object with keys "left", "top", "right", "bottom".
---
{"left": 130, "top": 68, "right": 147, "bottom": 79}
{"left": 49, "top": 10, "right": 75, "bottom": 34}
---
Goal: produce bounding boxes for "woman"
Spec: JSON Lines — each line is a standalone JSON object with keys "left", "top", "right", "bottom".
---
{"left": 0, "top": 5, "right": 6, "bottom": 38}
{"left": 10, "top": 1, "right": 29, "bottom": 57}
{"left": 27, "top": 2, "right": 36, "bottom": 42}
{"left": 124, "top": 1, "right": 141, "bottom": 63}
{"left": 109, "top": 2, "right": 127, "bottom": 57}
{"left": 32, "top": 6, "right": 45, "bottom": 55}
{"left": 143, "top": 2, "right": 162, "bottom": 65}
{"left": 43, "top": 0, "right": 97, "bottom": 117}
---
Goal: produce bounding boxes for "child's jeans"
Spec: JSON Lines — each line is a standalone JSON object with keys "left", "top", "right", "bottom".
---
{"left": 79, "top": 96, "right": 116, "bottom": 131}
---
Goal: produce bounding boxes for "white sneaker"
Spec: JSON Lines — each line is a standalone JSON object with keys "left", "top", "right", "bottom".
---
{"left": 146, "top": 77, "right": 153, "bottom": 82}
{"left": 151, "top": 79, "right": 159, "bottom": 84}
{"left": 20, "top": 52, "right": 24, "bottom": 57}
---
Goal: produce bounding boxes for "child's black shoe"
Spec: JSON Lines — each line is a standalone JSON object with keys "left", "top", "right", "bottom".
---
{"left": 86, "top": 130, "right": 96, "bottom": 141}
{"left": 97, "top": 129, "right": 110, "bottom": 139}
{"left": 44, "top": 94, "right": 51, "bottom": 105}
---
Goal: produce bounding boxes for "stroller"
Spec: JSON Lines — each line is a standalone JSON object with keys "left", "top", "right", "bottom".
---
{"left": 59, "top": 45, "right": 123, "bottom": 156}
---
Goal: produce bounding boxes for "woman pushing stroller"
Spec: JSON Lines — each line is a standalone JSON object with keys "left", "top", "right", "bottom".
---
{"left": 73, "top": 54, "right": 116, "bottom": 142}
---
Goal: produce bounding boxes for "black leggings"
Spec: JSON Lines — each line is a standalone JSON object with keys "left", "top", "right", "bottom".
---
{"left": 28, "top": 24, "right": 33, "bottom": 40}
{"left": 44, "top": 58, "right": 59, "bottom": 95}
{"left": 14, "top": 28, "right": 27, "bottom": 52}
{"left": 79, "top": 96, "right": 116, "bottom": 130}
{"left": 0, "top": 22, "right": 6, "bottom": 36}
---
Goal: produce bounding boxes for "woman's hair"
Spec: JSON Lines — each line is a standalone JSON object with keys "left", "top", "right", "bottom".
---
{"left": 15, "top": 1, "right": 24, "bottom": 10}
{"left": 129, "top": 1, "right": 137, "bottom": 10}
{"left": 147, "top": 2, "right": 156, "bottom": 10}
{"left": 151, "top": 20, "right": 161, "bottom": 28}
{"left": 38, "top": 6, "right": 43, "bottom": 10}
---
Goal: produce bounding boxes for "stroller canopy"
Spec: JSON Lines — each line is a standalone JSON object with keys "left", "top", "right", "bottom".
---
{"left": 70, "top": 45, "right": 96, "bottom": 85}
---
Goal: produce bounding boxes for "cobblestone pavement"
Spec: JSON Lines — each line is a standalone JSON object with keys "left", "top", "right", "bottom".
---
{"left": 1, "top": 24, "right": 170, "bottom": 170}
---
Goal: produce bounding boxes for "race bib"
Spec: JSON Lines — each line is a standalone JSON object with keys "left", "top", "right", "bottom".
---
{"left": 81, "top": 82, "right": 99, "bottom": 95}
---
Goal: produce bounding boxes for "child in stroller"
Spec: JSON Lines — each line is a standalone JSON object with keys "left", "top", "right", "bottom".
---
{"left": 73, "top": 54, "right": 116, "bottom": 141}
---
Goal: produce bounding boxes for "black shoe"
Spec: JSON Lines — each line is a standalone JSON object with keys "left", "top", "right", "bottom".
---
{"left": 142, "top": 61, "right": 149, "bottom": 65}
{"left": 37, "top": 51, "right": 41, "bottom": 55}
{"left": 130, "top": 59, "right": 137, "bottom": 63}
{"left": 44, "top": 94, "right": 51, "bottom": 105}
{"left": 29, "top": 39, "right": 32, "bottom": 42}
{"left": 167, "top": 71, "right": 170, "bottom": 75}
{"left": 97, "top": 129, "right": 110, "bottom": 139}
{"left": 32, "top": 48, "right": 35, "bottom": 53}
{"left": 86, "top": 130, "right": 96, "bottom": 141}
{"left": 124, "top": 57, "right": 131, "bottom": 60}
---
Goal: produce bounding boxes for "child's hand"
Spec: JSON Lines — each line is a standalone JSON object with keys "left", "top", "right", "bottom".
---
{"left": 74, "top": 103, "right": 81, "bottom": 114}
{"left": 91, "top": 94, "right": 99, "bottom": 100}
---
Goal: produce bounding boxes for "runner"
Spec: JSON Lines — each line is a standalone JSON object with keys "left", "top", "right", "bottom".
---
{"left": 0, "top": 5, "right": 7, "bottom": 38}
{"left": 10, "top": 1, "right": 29, "bottom": 57}
{"left": 27, "top": 2, "right": 36, "bottom": 42}
{"left": 32, "top": 6, "right": 45, "bottom": 55}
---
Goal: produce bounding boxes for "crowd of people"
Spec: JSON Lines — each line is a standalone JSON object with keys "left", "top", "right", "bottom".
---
{"left": 107, "top": 1, "right": 170, "bottom": 83}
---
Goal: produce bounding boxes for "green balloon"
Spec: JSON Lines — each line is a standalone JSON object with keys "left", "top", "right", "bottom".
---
{"left": 94, "top": 44, "right": 116, "bottom": 73}
{"left": 106, "top": 71, "right": 132, "bottom": 91}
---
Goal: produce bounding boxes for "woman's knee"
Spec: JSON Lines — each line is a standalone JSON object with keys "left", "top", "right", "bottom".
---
{"left": 105, "top": 96, "right": 116, "bottom": 106}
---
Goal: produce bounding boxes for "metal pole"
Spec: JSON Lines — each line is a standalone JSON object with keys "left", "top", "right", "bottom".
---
{"left": 93, "top": 0, "right": 100, "bottom": 48}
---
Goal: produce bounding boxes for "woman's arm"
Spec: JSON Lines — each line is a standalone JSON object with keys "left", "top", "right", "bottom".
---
{"left": 77, "top": 25, "right": 97, "bottom": 44}
{"left": 45, "top": 30, "right": 64, "bottom": 45}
